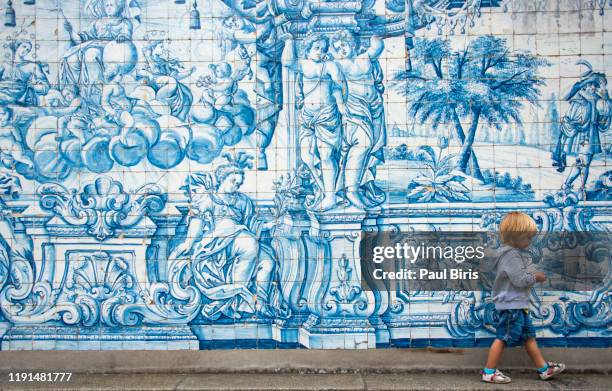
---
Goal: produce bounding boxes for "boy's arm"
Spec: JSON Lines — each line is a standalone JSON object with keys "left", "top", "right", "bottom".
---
{"left": 327, "top": 61, "right": 346, "bottom": 95}
{"left": 0, "top": 126, "right": 12, "bottom": 138}
{"left": 174, "top": 66, "right": 196, "bottom": 80}
{"left": 503, "top": 253, "right": 537, "bottom": 289}
{"left": 233, "top": 29, "right": 257, "bottom": 44}
{"left": 53, "top": 98, "right": 82, "bottom": 117}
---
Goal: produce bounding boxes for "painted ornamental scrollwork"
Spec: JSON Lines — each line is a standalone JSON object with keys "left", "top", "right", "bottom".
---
{"left": 0, "top": 0, "right": 609, "bottom": 349}
{"left": 64, "top": 251, "right": 137, "bottom": 327}
{"left": 38, "top": 176, "right": 166, "bottom": 241}
{"left": 442, "top": 203, "right": 612, "bottom": 339}
{"left": 0, "top": 175, "right": 201, "bottom": 327}
{"left": 0, "top": 174, "right": 78, "bottom": 325}
{"left": 325, "top": 254, "right": 367, "bottom": 315}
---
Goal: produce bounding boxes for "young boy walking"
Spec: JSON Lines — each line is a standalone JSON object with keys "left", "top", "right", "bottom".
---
{"left": 482, "top": 211, "right": 565, "bottom": 384}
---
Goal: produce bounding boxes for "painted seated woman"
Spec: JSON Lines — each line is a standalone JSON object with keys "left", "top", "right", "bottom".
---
{"left": 0, "top": 41, "right": 51, "bottom": 106}
{"left": 59, "top": 0, "right": 136, "bottom": 102}
{"left": 135, "top": 38, "right": 195, "bottom": 121}
{"left": 169, "top": 153, "right": 290, "bottom": 321}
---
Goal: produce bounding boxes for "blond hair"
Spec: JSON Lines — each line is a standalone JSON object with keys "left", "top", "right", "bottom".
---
{"left": 499, "top": 211, "right": 538, "bottom": 247}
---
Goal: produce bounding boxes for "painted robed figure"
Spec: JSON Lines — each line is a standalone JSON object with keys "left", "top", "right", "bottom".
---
{"left": 294, "top": 30, "right": 388, "bottom": 211}
{"left": 296, "top": 35, "right": 347, "bottom": 211}
{"left": 330, "top": 30, "right": 387, "bottom": 209}
{"left": 553, "top": 61, "right": 611, "bottom": 193}
{"left": 169, "top": 153, "right": 290, "bottom": 321}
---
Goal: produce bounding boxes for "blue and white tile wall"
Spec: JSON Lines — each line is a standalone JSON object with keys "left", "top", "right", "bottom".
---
{"left": 0, "top": 0, "right": 610, "bottom": 350}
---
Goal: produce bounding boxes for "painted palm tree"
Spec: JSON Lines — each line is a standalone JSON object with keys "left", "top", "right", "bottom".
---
{"left": 394, "top": 36, "right": 548, "bottom": 181}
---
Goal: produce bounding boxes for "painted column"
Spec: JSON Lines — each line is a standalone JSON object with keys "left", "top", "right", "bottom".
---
{"left": 298, "top": 209, "right": 377, "bottom": 349}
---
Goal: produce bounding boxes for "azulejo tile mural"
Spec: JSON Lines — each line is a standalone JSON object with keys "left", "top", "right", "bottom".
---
{"left": 0, "top": 0, "right": 610, "bottom": 350}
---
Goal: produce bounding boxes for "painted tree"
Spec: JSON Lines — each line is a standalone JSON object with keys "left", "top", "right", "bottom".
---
{"left": 394, "top": 36, "right": 548, "bottom": 181}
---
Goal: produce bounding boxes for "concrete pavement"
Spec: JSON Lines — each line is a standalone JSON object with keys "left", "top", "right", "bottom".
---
{"left": 1, "top": 349, "right": 611, "bottom": 390}
{"left": 0, "top": 372, "right": 610, "bottom": 390}
{"left": 1, "top": 349, "right": 611, "bottom": 374}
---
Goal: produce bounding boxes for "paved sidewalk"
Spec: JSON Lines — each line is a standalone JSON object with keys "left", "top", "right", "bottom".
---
{"left": 2, "top": 349, "right": 611, "bottom": 374}
{"left": 0, "top": 372, "right": 610, "bottom": 390}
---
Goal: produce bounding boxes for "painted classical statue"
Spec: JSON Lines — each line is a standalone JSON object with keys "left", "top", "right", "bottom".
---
{"left": 552, "top": 61, "right": 611, "bottom": 193}
{"left": 330, "top": 30, "right": 387, "bottom": 209}
{"left": 296, "top": 35, "right": 347, "bottom": 211}
{"left": 169, "top": 153, "right": 290, "bottom": 320}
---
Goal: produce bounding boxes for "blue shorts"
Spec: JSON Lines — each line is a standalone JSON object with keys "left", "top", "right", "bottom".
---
{"left": 494, "top": 309, "right": 536, "bottom": 347}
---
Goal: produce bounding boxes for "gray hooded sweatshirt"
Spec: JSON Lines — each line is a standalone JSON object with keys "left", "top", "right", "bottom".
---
{"left": 492, "top": 245, "right": 537, "bottom": 310}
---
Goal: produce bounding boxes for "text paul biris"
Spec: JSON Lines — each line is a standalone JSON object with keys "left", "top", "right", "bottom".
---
{"left": 369, "top": 242, "right": 485, "bottom": 281}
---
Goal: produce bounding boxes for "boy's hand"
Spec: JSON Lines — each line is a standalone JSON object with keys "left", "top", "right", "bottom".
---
{"left": 534, "top": 272, "right": 546, "bottom": 282}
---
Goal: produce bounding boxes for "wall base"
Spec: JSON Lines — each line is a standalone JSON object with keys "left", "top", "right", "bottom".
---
{"left": 1, "top": 325, "right": 199, "bottom": 350}
{"left": 298, "top": 316, "right": 376, "bottom": 349}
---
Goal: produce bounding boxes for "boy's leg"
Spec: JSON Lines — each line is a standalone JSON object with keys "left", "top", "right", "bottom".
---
{"left": 524, "top": 337, "right": 546, "bottom": 368}
{"left": 524, "top": 330, "right": 565, "bottom": 380}
{"left": 485, "top": 339, "right": 506, "bottom": 369}
{"left": 482, "top": 339, "right": 511, "bottom": 383}
{"left": 483, "top": 309, "right": 516, "bottom": 383}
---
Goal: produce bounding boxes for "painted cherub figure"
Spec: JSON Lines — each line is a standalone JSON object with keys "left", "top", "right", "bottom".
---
{"left": 218, "top": 15, "right": 256, "bottom": 79}
{"left": 218, "top": 9, "right": 283, "bottom": 95}
{"left": 99, "top": 62, "right": 134, "bottom": 139}
{"left": 45, "top": 84, "right": 84, "bottom": 118}
{"left": 0, "top": 106, "right": 34, "bottom": 171}
{"left": 197, "top": 61, "right": 250, "bottom": 112}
